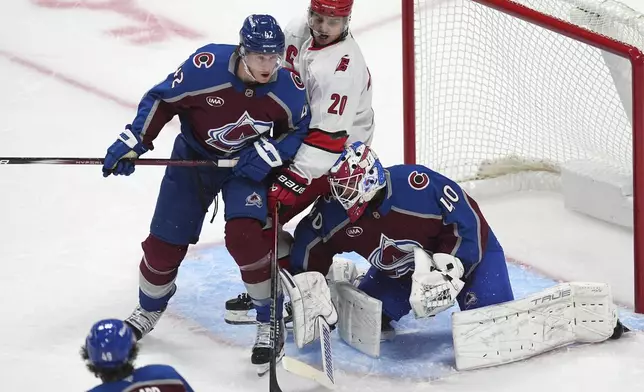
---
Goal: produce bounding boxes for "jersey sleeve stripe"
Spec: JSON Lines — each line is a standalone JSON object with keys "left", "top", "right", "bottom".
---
{"left": 303, "top": 129, "right": 348, "bottom": 153}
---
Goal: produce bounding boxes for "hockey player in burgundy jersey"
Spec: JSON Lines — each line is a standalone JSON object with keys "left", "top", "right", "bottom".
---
{"left": 289, "top": 142, "right": 515, "bottom": 336}
{"left": 101, "top": 14, "right": 310, "bottom": 372}
{"left": 82, "top": 319, "right": 194, "bottom": 392}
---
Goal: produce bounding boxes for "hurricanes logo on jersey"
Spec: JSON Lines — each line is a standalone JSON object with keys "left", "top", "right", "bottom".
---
{"left": 335, "top": 55, "right": 350, "bottom": 73}
{"left": 205, "top": 111, "right": 273, "bottom": 153}
{"left": 367, "top": 234, "right": 422, "bottom": 278}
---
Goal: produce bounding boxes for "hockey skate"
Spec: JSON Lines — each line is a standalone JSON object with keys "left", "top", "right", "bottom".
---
{"left": 252, "top": 318, "right": 286, "bottom": 377}
{"left": 124, "top": 305, "right": 166, "bottom": 340}
{"left": 225, "top": 292, "right": 293, "bottom": 326}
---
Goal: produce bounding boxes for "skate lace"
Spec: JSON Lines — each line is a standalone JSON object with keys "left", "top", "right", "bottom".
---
{"left": 239, "top": 292, "right": 251, "bottom": 303}
{"left": 126, "top": 306, "right": 162, "bottom": 332}
{"left": 254, "top": 323, "right": 272, "bottom": 349}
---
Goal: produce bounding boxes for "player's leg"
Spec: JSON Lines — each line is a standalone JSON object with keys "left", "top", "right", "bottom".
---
{"left": 224, "top": 176, "right": 329, "bottom": 324}
{"left": 222, "top": 177, "right": 285, "bottom": 373}
{"left": 125, "top": 134, "right": 223, "bottom": 339}
{"left": 456, "top": 233, "right": 514, "bottom": 311}
{"left": 357, "top": 267, "right": 413, "bottom": 339}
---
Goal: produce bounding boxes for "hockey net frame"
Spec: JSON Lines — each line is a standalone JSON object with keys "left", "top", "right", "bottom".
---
{"left": 401, "top": 0, "right": 644, "bottom": 313}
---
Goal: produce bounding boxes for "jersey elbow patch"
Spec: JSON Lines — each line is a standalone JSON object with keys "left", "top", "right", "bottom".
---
{"left": 303, "top": 129, "right": 348, "bottom": 153}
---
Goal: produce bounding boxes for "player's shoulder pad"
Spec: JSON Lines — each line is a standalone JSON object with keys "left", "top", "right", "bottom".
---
{"left": 170, "top": 44, "right": 237, "bottom": 92}
{"left": 184, "top": 43, "right": 235, "bottom": 72}
{"left": 312, "top": 39, "right": 367, "bottom": 82}
{"left": 284, "top": 15, "right": 310, "bottom": 41}
{"left": 273, "top": 67, "right": 309, "bottom": 119}
{"left": 386, "top": 164, "right": 454, "bottom": 214}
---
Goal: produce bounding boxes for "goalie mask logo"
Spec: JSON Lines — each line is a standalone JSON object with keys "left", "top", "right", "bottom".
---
{"left": 367, "top": 234, "right": 422, "bottom": 278}
{"left": 206, "top": 111, "right": 273, "bottom": 153}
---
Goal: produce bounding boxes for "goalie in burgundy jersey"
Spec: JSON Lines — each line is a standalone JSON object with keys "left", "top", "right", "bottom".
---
{"left": 289, "top": 142, "right": 515, "bottom": 337}
{"left": 224, "top": 0, "right": 377, "bottom": 325}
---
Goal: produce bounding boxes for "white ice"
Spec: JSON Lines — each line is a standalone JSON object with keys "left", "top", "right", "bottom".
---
{"left": 0, "top": 0, "right": 643, "bottom": 391}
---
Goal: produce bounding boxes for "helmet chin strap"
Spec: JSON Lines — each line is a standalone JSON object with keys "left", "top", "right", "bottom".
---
{"left": 241, "top": 57, "right": 259, "bottom": 83}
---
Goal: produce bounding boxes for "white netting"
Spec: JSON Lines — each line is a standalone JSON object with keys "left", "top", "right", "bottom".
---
{"left": 412, "top": 0, "right": 644, "bottom": 183}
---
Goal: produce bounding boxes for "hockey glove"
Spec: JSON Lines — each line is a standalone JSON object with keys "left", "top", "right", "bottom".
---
{"left": 233, "top": 137, "right": 283, "bottom": 182}
{"left": 102, "top": 125, "right": 149, "bottom": 177}
{"left": 268, "top": 168, "right": 307, "bottom": 213}
{"left": 409, "top": 249, "right": 465, "bottom": 318}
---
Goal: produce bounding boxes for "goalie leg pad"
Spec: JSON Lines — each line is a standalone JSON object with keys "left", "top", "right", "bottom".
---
{"left": 326, "top": 258, "right": 359, "bottom": 307}
{"left": 452, "top": 282, "right": 617, "bottom": 371}
{"left": 335, "top": 281, "right": 383, "bottom": 358}
{"left": 280, "top": 269, "right": 338, "bottom": 349}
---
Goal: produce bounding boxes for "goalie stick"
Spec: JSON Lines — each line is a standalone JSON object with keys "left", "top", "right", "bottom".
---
{"left": 282, "top": 317, "right": 336, "bottom": 390}
{"left": 0, "top": 157, "right": 238, "bottom": 167}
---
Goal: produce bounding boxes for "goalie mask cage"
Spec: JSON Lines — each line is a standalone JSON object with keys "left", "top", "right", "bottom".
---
{"left": 401, "top": 0, "right": 644, "bottom": 313}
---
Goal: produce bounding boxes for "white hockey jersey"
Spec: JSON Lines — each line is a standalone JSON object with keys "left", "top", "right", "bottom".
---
{"left": 283, "top": 17, "right": 375, "bottom": 182}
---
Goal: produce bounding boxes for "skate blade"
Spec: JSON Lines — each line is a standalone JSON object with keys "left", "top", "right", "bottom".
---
{"left": 256, "top": 349, "right": 285, "bottom": 377}
{"left": 224, "top": 310, "right": 257, "bottom": 325}
{"left": 224, "top": 311, "right": 295, "bottom": 327}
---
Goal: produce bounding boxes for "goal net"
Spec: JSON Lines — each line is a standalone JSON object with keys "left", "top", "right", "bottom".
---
{"left": 402, "top": 0, "right": 644, "bottom": 312}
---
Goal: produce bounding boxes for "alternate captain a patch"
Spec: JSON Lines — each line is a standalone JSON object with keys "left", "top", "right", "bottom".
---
{"left": 193, "top": 52, "right": 215, "bottom": 68}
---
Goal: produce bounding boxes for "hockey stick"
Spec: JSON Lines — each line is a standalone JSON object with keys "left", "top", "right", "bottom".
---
{"left": 0, "top": 157, "right": 238, "bottom": 167}
{"left": 282, "top": 317, "right": 336, "bottom": 389}
{"left": 269, "top": 204, "right": 283, "bottom": 392}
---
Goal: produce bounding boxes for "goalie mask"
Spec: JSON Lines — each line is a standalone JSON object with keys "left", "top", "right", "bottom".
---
{"left": 328, "top": 141, "right": 386, "bottom": 222}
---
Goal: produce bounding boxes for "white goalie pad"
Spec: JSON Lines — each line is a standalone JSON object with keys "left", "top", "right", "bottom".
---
{"left": 326, "top": 258, "right": 359, "bottom": 306}
{"left": 280, "top": 269, "right": 338, "bottom": 349}
{"left": 335, "top": 281, "right": 382, "bottom": 357}
{"left": 452, "top": 282, "right": 618, "bottom": 371}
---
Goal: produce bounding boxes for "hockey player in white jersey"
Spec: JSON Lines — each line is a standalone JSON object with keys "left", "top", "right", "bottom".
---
{"left": 225, "top": 0, "right": 377, "bottom": 325}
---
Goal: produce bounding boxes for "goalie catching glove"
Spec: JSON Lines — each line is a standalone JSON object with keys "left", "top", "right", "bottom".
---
{"left": 409, "top": 248, "right": 465, "bottom": 318}
{"left": 280, "top": 269, "right": 338, "bottom": 349}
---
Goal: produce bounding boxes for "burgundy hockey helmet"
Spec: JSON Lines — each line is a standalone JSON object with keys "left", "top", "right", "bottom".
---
{"left": 328, "top": 142, "right": 387, "bottom": 222}
{"left": 310, "top": 0, "right": 354, "bottom": 17}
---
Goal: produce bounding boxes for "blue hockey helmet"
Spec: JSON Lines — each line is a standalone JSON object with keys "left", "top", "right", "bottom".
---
{"left": 239, "top": 14, "right": 285, "bottom": 55}
{"left": 84, "top": 319, "right": 136, "bottom": 368}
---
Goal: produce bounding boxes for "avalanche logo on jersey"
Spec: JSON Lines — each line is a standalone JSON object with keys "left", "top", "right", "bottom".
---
{"left": 205, "top": 111, "right": 273, "bottom": 153}
{"left": 367, "top": 234, "right": 422, "bottom": 278}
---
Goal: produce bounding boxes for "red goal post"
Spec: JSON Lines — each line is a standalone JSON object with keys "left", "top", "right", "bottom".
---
{"left": 402, "top": 0, "right": 644, "bottom": 313}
